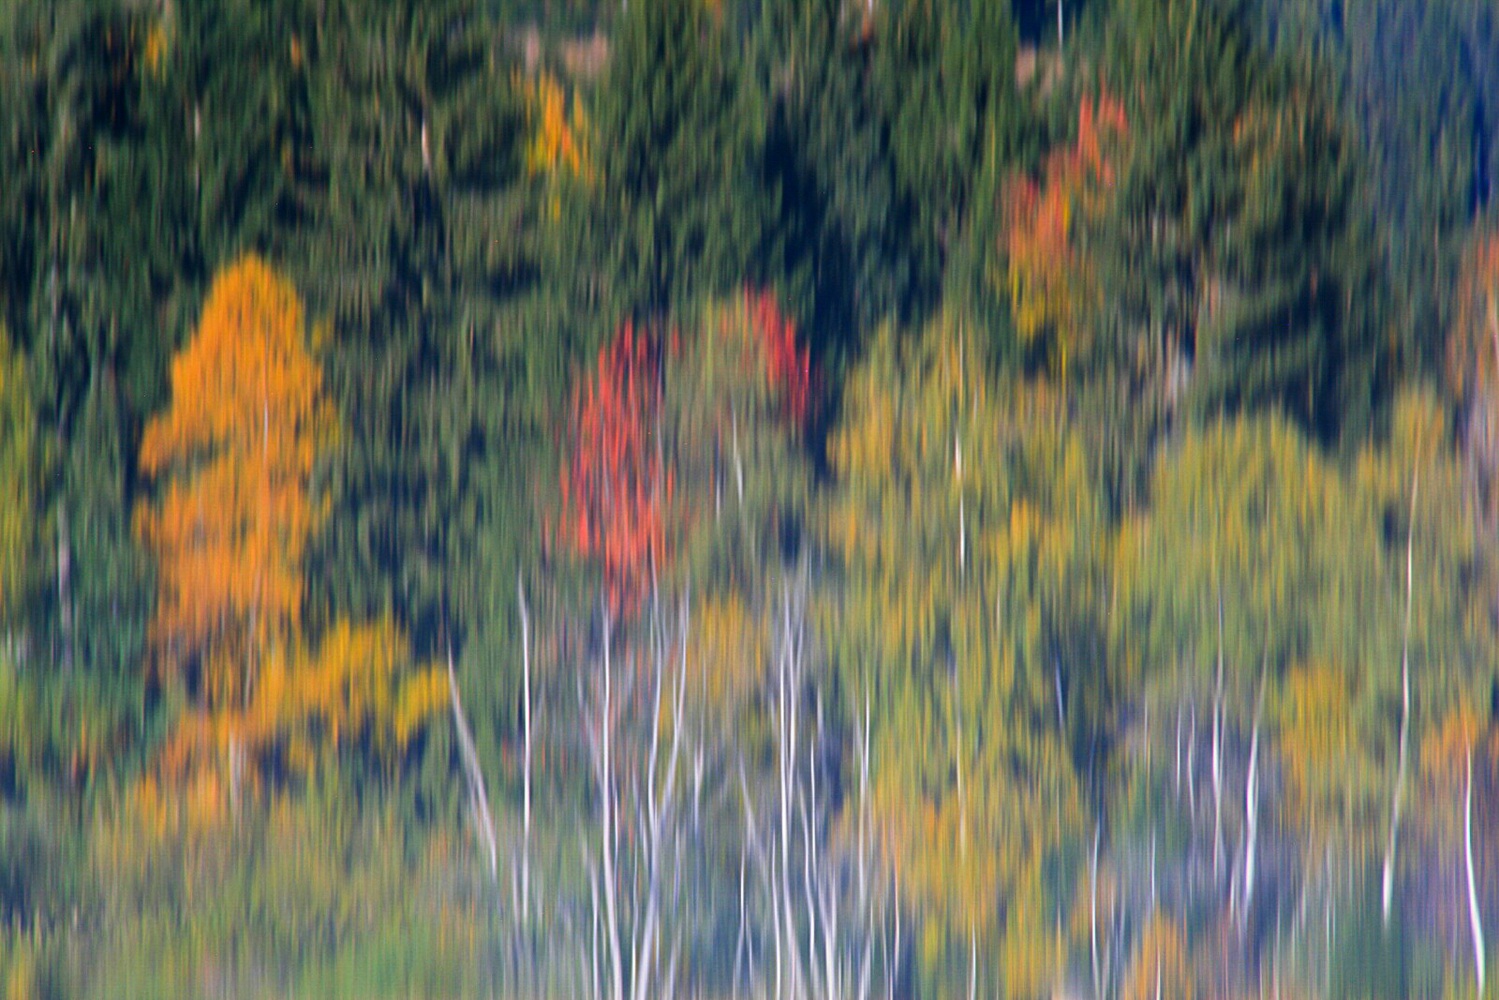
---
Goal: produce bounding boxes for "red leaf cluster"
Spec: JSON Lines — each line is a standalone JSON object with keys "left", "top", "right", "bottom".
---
{"left": 1001, "top": 93, "right": 1129, "bottom": 365}
{"left": 558, "top": 322, "right": 673, "bottom": 616}
{"left": 745, "top": 288, "right": 810, "bottom": 427}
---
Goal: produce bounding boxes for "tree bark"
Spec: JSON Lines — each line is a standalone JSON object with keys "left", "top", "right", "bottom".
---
{"left": 1466, "top": 742, "right": 1487, "bottom": 995}
{"left": 1213, "top": 591, "right": 1225, "bottom": 879}
{"left": 597, "top": 614, "right": 624, "bottom": 1000}
{"left": 447, "top": 643, "right": 497, "bottom": 882}
{"left": 1242, "top": 669, "right": 1264, "bottom": 932}
{"left": 1091, "top": 821, "right": 1102, "bottom": 999}
{"left": 518, "top": 575, "right": 533, "bottom": 924}
{"left": 1383, "top": 470, "right": 1417, "bottom": 926}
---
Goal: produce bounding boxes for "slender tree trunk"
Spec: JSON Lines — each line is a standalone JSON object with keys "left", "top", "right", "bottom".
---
{"left": 518, "top": 575, "right": 533, "bottom": 924}
{"left": 968, "top": 921, "right": 978, "bottom": 1000}
{"left": 1465, "top": 742, "right": 1487, "bottom": 995}
{"left": 598, "top": 615, "right": 624, "bottom": 1000}
{"left": 1175, "top": 700, "right": 1183, "bottom": 799}
{"left": 1213, "top": 590, "right": 1225, "bottom": 879}
{"left": 589, "top": 854, "right": 602, "bottom": 1000}
{"left": 1242, "top": 669, "right": 1264, "bottom": 931}
{"left": 1383, "top": 471, "right": 1418, "bottom": 925}
{"left": 447, "top": 644, "right": 497, "bottom": 881}
{"left": 858, "top": 689, "right": 875, "bottom": 1000}
{"left": 1187, "top": 701, "right": 1197, "bottom": 816}
{"left": 891, "top": 864, "right": 902, "bottom": 1000}
{"left": 777, "top": 585, "right": 807, "bottom": 999}
{"left": 1091, "top": 821, "right": 1102, "bottom": 999}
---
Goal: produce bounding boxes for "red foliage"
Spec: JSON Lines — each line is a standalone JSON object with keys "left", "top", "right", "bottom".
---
{"left": 1001, "top": 92, "right": 1129, "bottom": 365}
{"left": 558, "top": 322, "right": 673, "bottom": 616}
{"left": 1074, "top": 93, "right": 1128, "bottom": 186}
{"left": 745, "top": 288, "right": 811, "bottom": 426}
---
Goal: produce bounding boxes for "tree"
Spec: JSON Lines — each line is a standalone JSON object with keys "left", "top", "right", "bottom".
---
{"left": 0, "top": 324, "right": 35, "bottom": 624}
{"left": 1125, "top": 413, "right": 1393, "bottom": 892}
{"left": 579, "top": 0, "right": 769, "bottom": 324}
{"left": 749, "top": 0, "right": 901, "bottom": 360}
{"left": 137, "top": 254, "right": 333, "bottom": 702}
{"left": 1097, "top": 0, "right": 1388, "bottom": 446}
{"left": 1257, "top": 0, "right": 1499, "bottom": 383}
{"left": 136, "top": 255, "right": 440, "bottom": 812}
{"left": 874, "top": 0, "right": 1026, "bottom": 325}
{"left": 1002, "top": 93, "right": 1128, "bottom": 377}
{"left": 557, "top": 321, "right": 672, "bottom": 619}
{"left": 825, "top": 313, "right": 1098, "bottom": 996}
{"left": 666, "top": 291, "right": 813, "bottom": 590}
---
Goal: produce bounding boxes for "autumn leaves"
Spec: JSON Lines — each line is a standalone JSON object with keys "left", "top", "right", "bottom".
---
{"left": 134, "top": 256, "right": 442, "bottom": 825}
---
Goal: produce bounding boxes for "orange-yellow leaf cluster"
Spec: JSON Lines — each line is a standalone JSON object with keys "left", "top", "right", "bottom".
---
{"left": 1002, "top": 94, "right": 1127, "bottom": 375}
{"left": 522, "top": 69, "right": 591, "bottom": 183}
{"left": 136, "top": 255, "right": 439, "bottom": 823}
{"left": 137, "top": 253, "right": 335, "bottom": 699}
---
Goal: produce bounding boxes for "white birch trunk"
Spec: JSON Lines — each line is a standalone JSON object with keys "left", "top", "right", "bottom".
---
{"left": 518, "top": 575, "right": 533, "bottom": 924}
{"left": 1465, "top": 743, "right": 1487, "bottom": 995}
{"left": 1091, "top": 822, "right": 1102, "bottom": 999}
{"left": 1213, "top": 591, "right": 1225, "bottom": 879}
{"left": 447, "top": 644, "right": 497, "bottom": 882}
{"left": 1242, "top": 672, "right": 1263, "bottom": 931}
{"left": 1383, "top": 471, "right": 1418, "bottom": 925}
{"left": 598, "top": 616, "right": 624, "bottom": 1000}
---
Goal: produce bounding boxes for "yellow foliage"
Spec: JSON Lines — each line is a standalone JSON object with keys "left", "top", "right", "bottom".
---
{"left": 693, "top": 592, "right": 763, "bottom": 718}
{"left": 1277, "top": 661, "right": 1360, "bottom": 851}
{"left": 0, "top": 323, "right": 35, "bottom": 620}
{"left": 828, "top": 314, "right": 1095, "bottom": 993}
{"left": 522, "top": 70, "right": 591, "bottom": 184}
{"left": 1121, "top": 912, "right": 1194, "bottom": 1000}
{"left": 143, "top": 18, "right": 169, "bottom": 78}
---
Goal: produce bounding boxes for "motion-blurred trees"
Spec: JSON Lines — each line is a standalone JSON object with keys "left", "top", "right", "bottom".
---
{"left": 1098, "top": 0, "right": 1388, "bottom": 446}
{"left": 136, "top": 256, "right": 441, "bottom": 817}
{"left": 0, "top": 325, "right": 37, "bottom": 625}
{"left": 825, "top": 313, "right": 1101, "bottom": 996}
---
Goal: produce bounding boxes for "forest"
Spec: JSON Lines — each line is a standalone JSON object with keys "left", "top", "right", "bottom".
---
{"left": 1, "top": 0, "right": 1498, "bottom": 996}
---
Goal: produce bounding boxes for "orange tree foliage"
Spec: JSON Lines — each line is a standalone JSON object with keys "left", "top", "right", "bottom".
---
{"left": 137, "top": 254, "right": 334, "bottom": 697}
{"left": 136, "top": 255, "right": 442, "bottom": 816}
{"left": 1001, "top": 94, "right": 1128, "bottom": 376}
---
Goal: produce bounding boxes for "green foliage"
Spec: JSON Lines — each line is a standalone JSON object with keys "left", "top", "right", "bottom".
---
{"left": 750, "top": 0, "right": 899, "bottom": 359}
{"left": 1096, "top": 0, "right": 1389, "bottom": 445}
{"left": 1257, "top": 0, "right": 1499, "bottom": 380}
{"left": 79, "top": 787, "right": 496, "bottom": 997}
{"left": 579, "top": 0, "right": 769, "bottom": 324}
{"left": 751, "top": 0, "right": 1031, "bottom": 366}
{"left": 874, "top": 0, "right": 1026, "bottom": 323}
{"left": 666, "top": 293, "right": 815, "bottom": 594}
